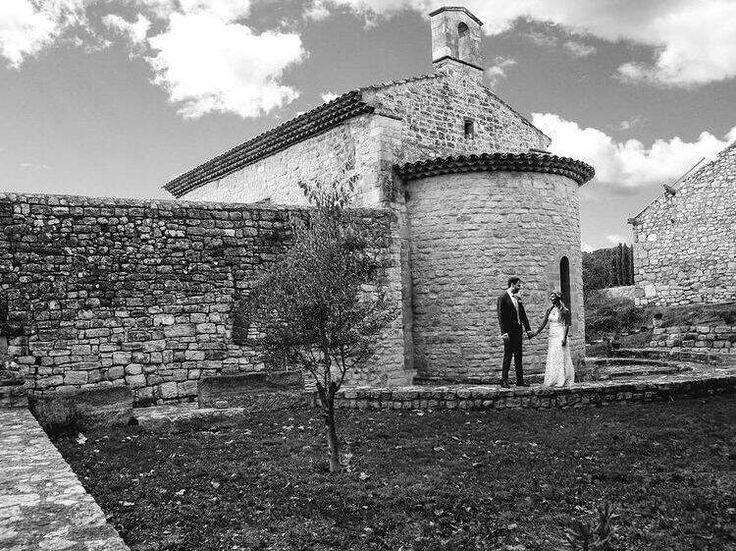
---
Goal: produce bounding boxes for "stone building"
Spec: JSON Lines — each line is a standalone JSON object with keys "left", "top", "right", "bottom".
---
{"left": 165, "top": 6, "right": 594, "bottom": 384}
{"left": 0, "top": 7, "right": 594, "bottom": 406}
{"left": 629, "top": 140, "right": 736, "bottom": 307}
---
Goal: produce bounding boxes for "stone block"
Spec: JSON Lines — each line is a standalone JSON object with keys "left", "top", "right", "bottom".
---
{"left": 160, "top": 381, "right": 179, "bottom": 399}
{"left": 164, "top": 324, "right": 196, "bottom": 338}
{"left": 198, "top": 371, "right": 305, "bottom": 410}
{"left": 29, "top": 386, "right": 133, "bottom": 430}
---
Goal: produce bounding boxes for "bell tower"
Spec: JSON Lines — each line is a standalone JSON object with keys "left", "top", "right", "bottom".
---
{"left": 430, "top": 6, "right": 483, "bottom": 77}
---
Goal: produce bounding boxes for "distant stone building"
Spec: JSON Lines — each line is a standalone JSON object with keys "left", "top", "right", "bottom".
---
{"left": 164, "top": 6, "right": 594, "bottom": 384}
{"left": 629, "top": 141, "right": 736, "bottom": 307}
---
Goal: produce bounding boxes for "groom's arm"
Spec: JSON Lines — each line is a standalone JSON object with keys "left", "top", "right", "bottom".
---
{"left": 519, "top": 302, "right": 532, "bottom": 333}
{"left": 497, "top": 295, "right": 508, "bottom": 338}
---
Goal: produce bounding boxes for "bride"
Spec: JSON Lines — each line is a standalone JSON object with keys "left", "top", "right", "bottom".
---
{"left": 532, "top": 292, "right": 575, "bottom": 387}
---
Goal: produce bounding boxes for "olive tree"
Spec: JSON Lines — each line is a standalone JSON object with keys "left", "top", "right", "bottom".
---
{"left": 243, "top": 181, "right": 395, "bottom": 472}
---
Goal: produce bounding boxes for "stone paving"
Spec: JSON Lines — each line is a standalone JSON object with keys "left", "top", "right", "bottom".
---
{"left": 0, "top": 408, "right": 129, "bottom": 551}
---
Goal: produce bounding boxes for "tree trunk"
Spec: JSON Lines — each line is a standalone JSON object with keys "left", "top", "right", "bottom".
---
{"left": 324, "top": 389, "right": 341, "bottom": 473}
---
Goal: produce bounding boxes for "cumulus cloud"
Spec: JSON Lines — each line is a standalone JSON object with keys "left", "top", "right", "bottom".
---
{"left": 327, "top": 0, "right": 736, "bottom": 87}
{"left": 147, "top": 11, "right": 305, "bottom": 118}
{"left": 563, "top": 40, "right": 596, "bottom": 59}
{"left": 532, "top": 112, "right": 736, "bottom": 190}
{"left": 485, "top": 56, "right": 516, "bottom": 87}
{"left": 102, "top": 13, "right": 151, "bottom": 47}
{"left": 0, "top": 0, "right": 88, "bottom": 68}
{"left": 581, "top": 241, "right": 595, "bottom": 253}
{"left": 321, "top": 91, "right": 340, "bottom": 103}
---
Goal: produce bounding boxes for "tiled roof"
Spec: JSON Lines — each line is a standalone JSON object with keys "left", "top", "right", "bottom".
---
{"left": 163, "top": 90, "right": 375, "bottom": 198}
{"left": 396, "top": 152, "right": 595, "bottom": 185}
{"left": 163, "top": 75, "right": 448, "bottom": 198}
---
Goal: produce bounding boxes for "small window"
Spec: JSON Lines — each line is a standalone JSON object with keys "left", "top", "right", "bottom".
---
{"left": 458, "top": 22, "right": 469, "bottom": 38}
{"left": 464, "top": 118, "right": 475, "bottom": 139}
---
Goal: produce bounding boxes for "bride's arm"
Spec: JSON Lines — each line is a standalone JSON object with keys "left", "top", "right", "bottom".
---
{"left": 532, "top": 307, "right": 553, "bottom": 337}
{"left": 562, "top": 309, "right": 571, "bottom": 346}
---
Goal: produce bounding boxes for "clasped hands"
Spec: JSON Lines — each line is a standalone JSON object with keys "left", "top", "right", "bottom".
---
{"left": 501, "top": 331, "right": 535, "bottom": 341}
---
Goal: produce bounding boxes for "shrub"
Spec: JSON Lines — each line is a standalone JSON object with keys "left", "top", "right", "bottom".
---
{"left": 584, "top": 292, "right": 649, "bottom": 342}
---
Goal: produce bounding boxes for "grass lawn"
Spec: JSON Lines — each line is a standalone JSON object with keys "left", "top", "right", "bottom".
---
{"left": 54, "top": 396, "right": 736, "bottom": 551}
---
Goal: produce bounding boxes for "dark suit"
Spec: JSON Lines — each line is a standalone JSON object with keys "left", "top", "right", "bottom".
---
{"left": 497, "top": 292, "right": 531, "bottom": 384}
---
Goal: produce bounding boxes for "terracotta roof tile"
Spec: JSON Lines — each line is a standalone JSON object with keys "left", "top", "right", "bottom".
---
{"left": 396, "top": 152, "right": 595, "bottom": 185}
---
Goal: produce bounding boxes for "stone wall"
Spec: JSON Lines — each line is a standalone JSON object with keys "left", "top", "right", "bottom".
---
{"left": 631, "top": 142, "right": 735, "bottom": 307}
{"left": 182, "top": 115, "right": 384, "bottom": 207}
{"left": 0, "top": 194, "right": 406, "bottom": 404}
{"left": 406, "top": 171, "right": 585, "bottom": 380}
{"left": 181, "top": 72, "right": 549, "bottom": 209}
{"left": 650, "top": 324, "right": 736, "bottom": 351}
{"left": 370, "top": 67, "right": 549, "bottom": 167}
{"left": 336, "top": 372, "right": 735, "bottom": 411}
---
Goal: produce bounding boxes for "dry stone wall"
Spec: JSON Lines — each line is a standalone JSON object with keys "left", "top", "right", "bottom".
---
{"left": 406, "top": 171, "right": 585, "bottom": 380}
{"left": 0, "top": 194, "right": 404, "bottom": 404}
{"left": 650, "top": 324, "right": 736, "bottom": 351}
{"left": 632, "top": 142, "right": 736, "bottom": 307}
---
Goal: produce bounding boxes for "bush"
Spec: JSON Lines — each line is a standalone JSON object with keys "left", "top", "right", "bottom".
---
{"left": 657, "top": 302, "right": 736, "bottom": 327}
{"left": 584, "top": 292, "right": 649, "bottom": 342}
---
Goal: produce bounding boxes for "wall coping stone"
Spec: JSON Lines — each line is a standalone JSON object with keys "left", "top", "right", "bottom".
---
{"left": 0, "top": 192, "right": 394, "bottom": 219}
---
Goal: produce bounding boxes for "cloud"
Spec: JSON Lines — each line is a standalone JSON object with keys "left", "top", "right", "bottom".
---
{"left": 327, "top": 0, "right": 736, "bottom": 87}
{"left": 563, "top": 40, "right": 596, "bottom": 58}
{"left": 581, "top": 241, "right": 595, "bottom": 253}
{"left": 606, "top": 234, "right": 629, "bottom": 245}
{"left": 617, "top": 115, "right": 646, "bottom": 131}
{"left": 321, "top": 91, "right": 340, "bottom": 103}
{"left": 102, "top": 13, "right": 151, "bottom": 47}
{"left": 304, "top": 0, "right": 331, "bottom": 21}
{"left": 0, "top": 0, "right": 88, "bottom": 68}
{"left": 532, "top": 112, "right": 736, "bottom": 190}
{"left": 485, "top": 56, "right": 516, "bottom": 87}
{"left": 522, "top": 30, "right": 558, "bottom": 49}
{"left": 147, "top": 11, "right": 305, "bottom": 118}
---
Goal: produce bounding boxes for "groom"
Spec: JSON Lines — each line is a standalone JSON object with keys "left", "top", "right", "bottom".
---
{"left": 497, "top": 277, "right": 533, "bottom": 388}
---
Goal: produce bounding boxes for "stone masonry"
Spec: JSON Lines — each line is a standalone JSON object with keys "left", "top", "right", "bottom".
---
{"left": 650, "top": 324, "right": 736, "bottom": 351}
{"left": 629, "top": 140, "right": 735, "bottom": 307}
{"left": 0, "top": 194, "right": 406, "bottom": 404}
{"left": 405, "top": 170, "right": 586, "bottom": 379}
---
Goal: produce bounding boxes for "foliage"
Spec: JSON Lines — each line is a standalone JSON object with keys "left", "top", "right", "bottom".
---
{"left": 582, "top": 244, "right": 634, "bottom": 297}
{"left": 243, "top": 177, "right": 395, "bottom": 471}
{"left": 584, "top": 291, "right": 649, "bottom": 342}
{"left": 657, "top": 302, "right": 736, "bottom": 327}
{"left": 54, "top": 396, "right": 736, "bottom": 550}
{"left": 565, "top": 502, "right": 619, "bottom": 550}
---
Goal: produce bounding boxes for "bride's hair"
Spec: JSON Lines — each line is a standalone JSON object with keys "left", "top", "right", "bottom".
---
{"left": 551, "top": 292, "right": 570, "bottom": 317}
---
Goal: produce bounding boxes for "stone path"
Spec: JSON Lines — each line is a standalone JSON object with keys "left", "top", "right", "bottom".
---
{"left": 0, "top": 408, "right": 129, "bottom": 551}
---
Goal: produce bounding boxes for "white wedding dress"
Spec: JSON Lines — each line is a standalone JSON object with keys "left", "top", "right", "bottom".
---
{"left": 543, "top": 307, "right": 575, "bottom": 387}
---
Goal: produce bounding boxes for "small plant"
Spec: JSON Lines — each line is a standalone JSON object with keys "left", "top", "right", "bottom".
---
{"left": 565, "top": 502, "right": 619, "bottom": 550}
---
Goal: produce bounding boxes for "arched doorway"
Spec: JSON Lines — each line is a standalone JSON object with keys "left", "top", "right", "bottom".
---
{"left": 560, "top": 256, "right": 571, "bottom": 313}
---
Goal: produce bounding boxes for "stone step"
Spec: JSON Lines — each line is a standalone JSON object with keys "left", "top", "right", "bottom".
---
{"left": 0, "top": 384, "right": 28, "bottom": 409}
{"left": 613, "top": 348, "right": 736, "bottom": 365}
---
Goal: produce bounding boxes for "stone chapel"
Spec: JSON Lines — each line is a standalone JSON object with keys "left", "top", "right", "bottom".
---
{"left": 164, "top": 6, "right": 595, "bottom": 385}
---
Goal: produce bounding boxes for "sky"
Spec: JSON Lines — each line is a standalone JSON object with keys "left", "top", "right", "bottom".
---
{"left": 1, "top": 1, "right": 735, "bottom": 251}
